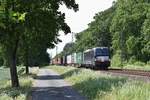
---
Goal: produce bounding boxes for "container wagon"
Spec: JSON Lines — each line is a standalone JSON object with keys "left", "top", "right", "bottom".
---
{"left": 72, "top": 53, "right": 77, "bottom": 66}
{"left": 76, "top": 52, "right": 84, "bottom": 67}
{"left": 67, "top": 55, "right": 72, "bottom": 65}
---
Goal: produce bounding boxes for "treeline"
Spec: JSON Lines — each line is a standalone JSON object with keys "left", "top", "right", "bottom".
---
{"left": 61, "top": 0, "right": 150, "bottom": 67}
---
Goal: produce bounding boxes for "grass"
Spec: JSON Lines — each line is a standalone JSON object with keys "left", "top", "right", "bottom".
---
{"left": 0, "top": 67, "right": 33, "bottom": 100}
{"left": 123, "top": 64, "right": 150, "bottom": 71}
{"left": 104, "top": 81, "right": 150, "bottom": 100}
{"left": 111, "top": 58, "right": 150, "bottom": 71}
{"left": 47, "top": 65, "right": 150, "bottom": 100}
{"left": 111, "top": 64, "right": 150, "bottom": 71}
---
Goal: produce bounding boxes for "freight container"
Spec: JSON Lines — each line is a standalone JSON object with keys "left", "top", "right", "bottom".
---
{"left": 76, "top": 52, "right": 84, "bottom": 67}
{"left": 67, "top": 55, "right": 72, "bottom": 65}
{"left": 52, "top": 57, "right": 59, "bottom": 65}
{"left": 72, "top": 53, "right": 77, "bottom": 65}
{"left": 57, "top": 57, "right": 61, "bottom": 65}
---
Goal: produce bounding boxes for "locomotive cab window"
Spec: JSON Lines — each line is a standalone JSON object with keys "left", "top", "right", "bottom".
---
{"left": 95, "top": 48, "right": 109, "bottom": 57}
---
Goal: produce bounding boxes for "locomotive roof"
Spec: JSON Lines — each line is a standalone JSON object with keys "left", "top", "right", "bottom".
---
{"left": 93, "top": 47, "right": 108, "bottom": 49}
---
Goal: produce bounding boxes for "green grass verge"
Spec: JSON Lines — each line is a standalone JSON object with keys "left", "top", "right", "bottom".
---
{"left": 111, "top": 59, "right": 150, "bottom": 71}
{"left": 111, "top": 64, "right": 150, "bottom": 71}
{"left": 0, "top": 68, "right": 32, "bottom": 100}
{"left": 123, "top": 64, "right": 150, "bottom": 71}
{"left": 48, "top": 66, "right": 150, "bottom": 100}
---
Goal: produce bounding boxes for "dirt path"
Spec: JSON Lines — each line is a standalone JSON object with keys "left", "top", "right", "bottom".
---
{"left": 31, "top": 69, "right": 87, "bottom": 100}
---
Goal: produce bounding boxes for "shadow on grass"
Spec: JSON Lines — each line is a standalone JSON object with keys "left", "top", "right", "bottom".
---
{"left": 59, "top": 69, "right": 127, "bottom": 100}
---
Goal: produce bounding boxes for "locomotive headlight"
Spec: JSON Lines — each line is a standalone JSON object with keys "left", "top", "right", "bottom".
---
{"left": 96, "top": 57, "right": 105, "bottom": 62}
{"left": 96, "top": 57, "right": 102, "bottom": 62}
{"left": 101, "top": 58, "right": 104, "bottom": 62}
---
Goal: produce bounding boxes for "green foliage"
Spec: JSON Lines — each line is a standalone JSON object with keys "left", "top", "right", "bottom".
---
{"left": 147, "top": 61, "right": 150, "bottom": 65}
{"left": 74, "top": 6, "right": 115, "bottom": 53}
{"left": 128, "top": 56, "right": 137, "bottom": 64}
{"left": 17, "top": 67, "right": 25, "bottom": 76}
{"left": 62, "top": 42, "right": 75, "bottom": 55}
{"left": 133, "top": 61, "right": 145, "bottom": 66}
{"left": 16, "top": 0, "right": 79, "bottom": 66}
{"left": 111, "top": 0, "right": 150, "bottom": 63}
{"left": 141, "top": 8, "right": 150, "bottom": 62}
{"left": 111, "top": 51, "right": 122, "bottom": 67}
{"left": 104, "top": 81, "right": 150, "bottom": 100}
{"left": 0, "top": 47, "right": 4, "bottom": 66}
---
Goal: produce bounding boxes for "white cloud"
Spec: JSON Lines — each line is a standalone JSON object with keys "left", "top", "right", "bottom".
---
{"left": 48, "top": 0, "right": 115, "bottom": 58}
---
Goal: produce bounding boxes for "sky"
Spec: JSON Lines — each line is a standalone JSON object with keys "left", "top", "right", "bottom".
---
{"left": 48, "top": 0, "right": 115, "bottom": 58}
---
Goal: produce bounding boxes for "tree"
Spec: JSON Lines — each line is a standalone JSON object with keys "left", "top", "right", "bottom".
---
{"left": 0, "top": 0, "right": 78, "bottom": 87}
{"left": 74, "top": 6, "right": 115, "bottom": 53}
{"left": 141, "top": 8, "right": 150, "bottom": 62}
{"left": 62, "top": 42, "right": 75, "bottom": 55}
{"left": 110, "top": 0, "right": 150, "bottom": 64}
{"left": 89, "top": 6, "right": 115, "bottom": 48}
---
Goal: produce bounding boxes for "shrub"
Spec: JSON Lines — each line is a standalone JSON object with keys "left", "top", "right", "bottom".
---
{"left": 133, "top": 61, "right": 145, "bottom": 66}
{"left": 147, "top": 61, "right": 150, "bottom": 65}
{"left": 18, "top": 67, "right": 25, "bottom": 76}
{"left": 111, "top": 53, "right": 122, "bottom": 67}
{"left": 128, "top": 56, "right": 136, "bottom": 64}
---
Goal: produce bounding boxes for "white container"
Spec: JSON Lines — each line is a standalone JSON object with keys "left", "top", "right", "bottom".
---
{"left": 67, "top": 55, "right": 72, "bottom": 65}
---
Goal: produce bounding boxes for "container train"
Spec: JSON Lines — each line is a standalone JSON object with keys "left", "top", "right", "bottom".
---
{"left": 51, "top": 47, "right": 110, "bottom": 69}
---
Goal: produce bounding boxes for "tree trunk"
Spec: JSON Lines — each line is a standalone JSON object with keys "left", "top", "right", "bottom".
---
{"left": 25, "top": 65, "right": 29, "bottom": 74}
{"left": 7, "top": 39, "right": 20, "bottom": 87}
{"left": 9, "top": 53, "right": 19, "bottom": 87}
{"left": 25, "top": 45, "right": 29, "bottom": 74}
{"left": 25, "top": 52, "right": 29, "bottom": 74}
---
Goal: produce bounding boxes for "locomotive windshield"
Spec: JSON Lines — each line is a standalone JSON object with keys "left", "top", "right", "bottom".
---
{"left": 95, "top": 48, "right": 109, "bottom": 56}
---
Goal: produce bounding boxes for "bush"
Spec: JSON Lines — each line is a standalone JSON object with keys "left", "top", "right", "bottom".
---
{"left": 133, "top": 61, "right": 145, "bottom": 66}
{"left": 17, "top": 67, "right": 25, "bottom": 76}
{"left": 7, "top": 89, "right": 21, "bottom": 99}
{"left": 111, "top": 52, "right": 123, "bottom": 67}
{"left": 128, "top": 56, "right": 136, "bottom": 64}
{"left": 147, "top": 61, "right": 150, "bottom": 65}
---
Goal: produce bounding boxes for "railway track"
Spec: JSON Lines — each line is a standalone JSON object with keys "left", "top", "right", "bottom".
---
{"left": 107, "top": 69, "right": 150, "bottom": 77}
{"left": 98, "top": 68, "right": 150, "bottom": 82}
{"left": 80, "top": 66, "right": 150, "bottom": 77}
